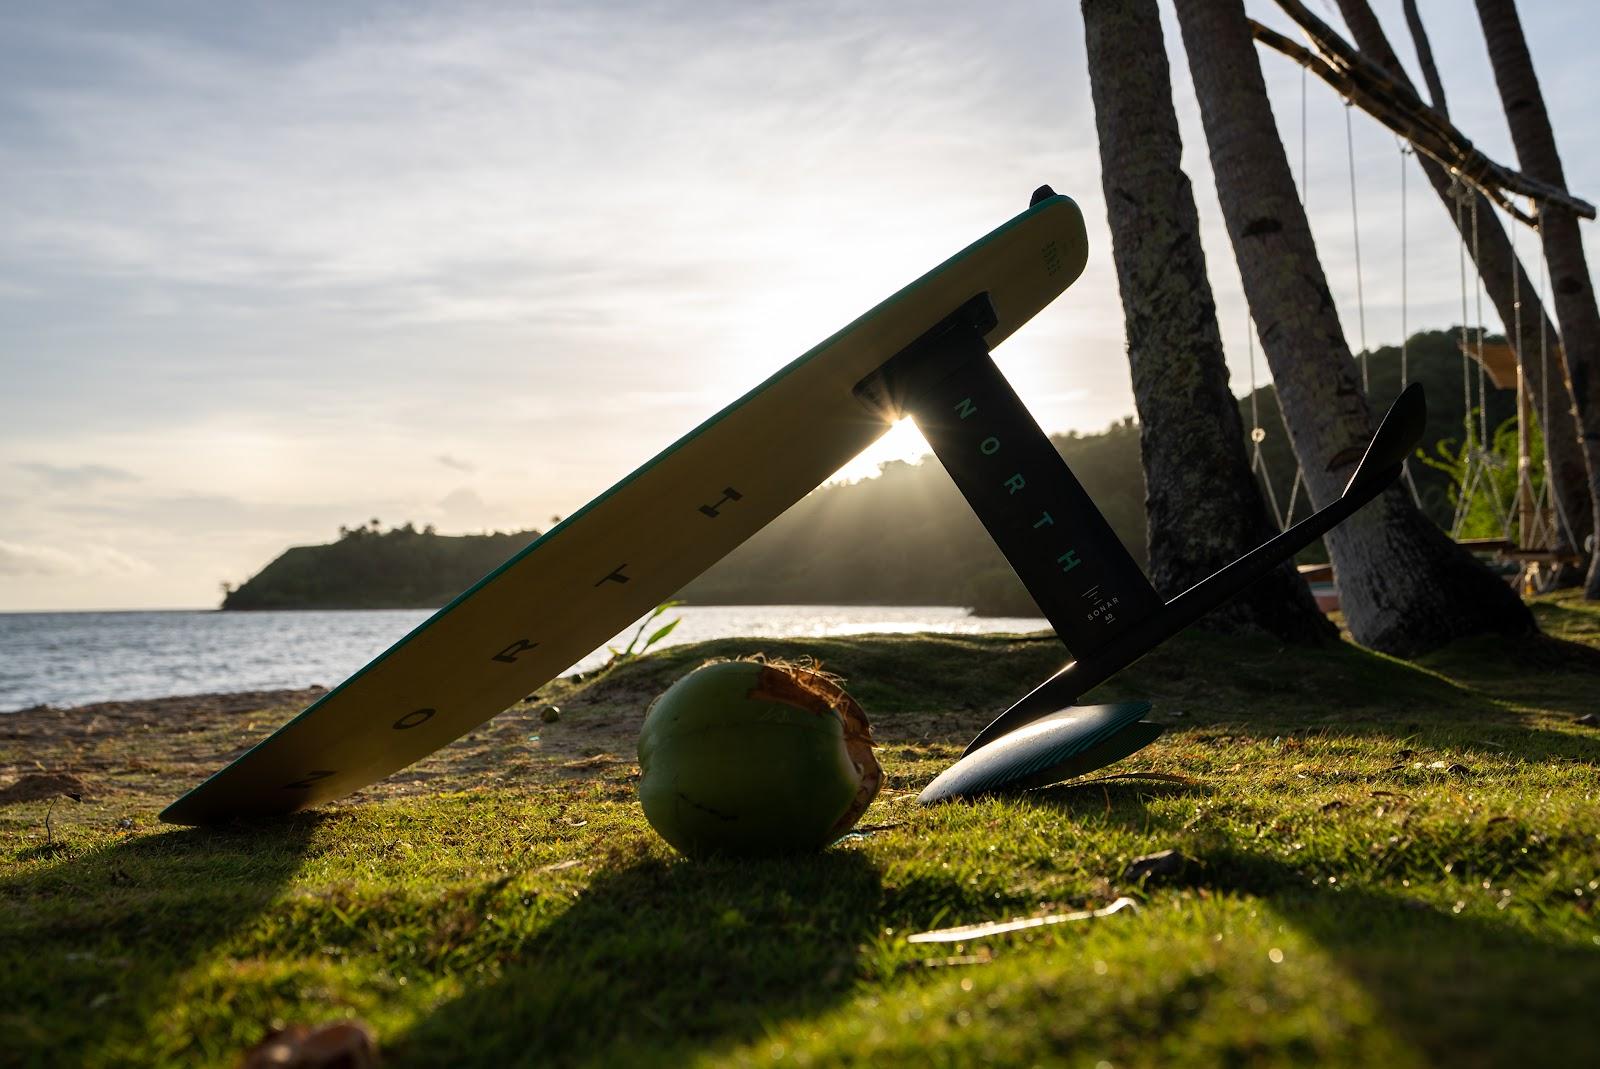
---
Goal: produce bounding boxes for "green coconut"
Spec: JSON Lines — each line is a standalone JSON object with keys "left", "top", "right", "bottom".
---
{"left": 637, "top": 660, "right": 882, "bottom": 857}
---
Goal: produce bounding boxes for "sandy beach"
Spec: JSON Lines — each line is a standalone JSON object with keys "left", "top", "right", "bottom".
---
{"left": 0, "top": 676, "right": 652, "bottom": 825}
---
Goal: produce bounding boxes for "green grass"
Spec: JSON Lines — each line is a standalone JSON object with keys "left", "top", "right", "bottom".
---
{"left": 4, "top": 595, "right": 1599, "bottom": 1067}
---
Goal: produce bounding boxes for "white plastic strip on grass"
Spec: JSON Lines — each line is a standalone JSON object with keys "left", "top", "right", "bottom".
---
{"left": 906, "top": 896, "right": 1140, "bottom": 943}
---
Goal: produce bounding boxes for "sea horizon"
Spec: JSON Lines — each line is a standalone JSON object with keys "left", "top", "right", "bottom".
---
{"left": 1, "top": 604, "right": 1052, "bottom": 712}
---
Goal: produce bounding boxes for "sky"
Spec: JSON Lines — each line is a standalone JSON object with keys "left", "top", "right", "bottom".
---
{"left": 2, "top": 0, "right": 1596, "bottom": 611}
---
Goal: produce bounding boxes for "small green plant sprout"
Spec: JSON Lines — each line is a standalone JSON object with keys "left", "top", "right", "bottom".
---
{"left": 604, "top": 600, "right": 683, "bottom": 670}
{"left": 1419, "top": 410, "right": 1542, "bottom": 540}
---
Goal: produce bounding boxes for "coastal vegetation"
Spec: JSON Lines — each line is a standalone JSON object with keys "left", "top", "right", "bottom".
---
{"left": 220, "top": 523, "right": 538, "bottom": 611}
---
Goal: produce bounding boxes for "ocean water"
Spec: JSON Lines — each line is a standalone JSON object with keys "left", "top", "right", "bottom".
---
{"left": 0, "top": 605, "right": 1050, "bottom": 712}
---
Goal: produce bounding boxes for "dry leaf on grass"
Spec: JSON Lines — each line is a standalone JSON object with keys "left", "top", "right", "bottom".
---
{"left": 238, "top": 1021, "right": 377, "bottom": 1069}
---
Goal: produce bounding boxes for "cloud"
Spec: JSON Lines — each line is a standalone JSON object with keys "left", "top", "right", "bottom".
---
{"left": 0, "top": 2, "right": 1060, "bottom": 327}
{"left": 436, "top": 454, "right": 474, "bottom": 473}
{"left": 432, "top": 486, "right": 531, "bottom": 533}
{"left": 16, "top": 461, "right": 140, "bottom": 489}
{"left": 438, "top": 487, "right": 486, "bottom": 516}
{"left": 49, "top": 492, "right": 398, "bottom": 538}
{"left": 0, "top": 539, "right": 149, "bottom": 576}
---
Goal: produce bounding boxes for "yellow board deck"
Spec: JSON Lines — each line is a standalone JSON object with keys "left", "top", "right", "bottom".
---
{"left": 162, "top": 193, "right": 1089, "bottom": 824}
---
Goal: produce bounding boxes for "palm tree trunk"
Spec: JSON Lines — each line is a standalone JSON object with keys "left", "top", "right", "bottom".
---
{"left": 1400, "top": 0, "right": 1446, "bottom": 107}
{"left": 1475, "top": 0, "right": 1600, "bottom": 598}
{"left": 1334, "top": 0, "right": 1593, "bottom": 575}
{"left": 1082, "top": 0, "right": 1332, "bottom": 642}
{"left": 1171, "top": 0, "right": 1535, "bottom": 654}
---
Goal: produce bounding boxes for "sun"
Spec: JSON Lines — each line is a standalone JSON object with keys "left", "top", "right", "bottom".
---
{"left": 826, "top": 417, "right": 933, "bottom": 484}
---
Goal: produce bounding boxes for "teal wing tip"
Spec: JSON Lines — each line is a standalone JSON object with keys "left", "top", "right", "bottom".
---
{"left": 919, "top": 699, "right": 1158, "bottom": 805}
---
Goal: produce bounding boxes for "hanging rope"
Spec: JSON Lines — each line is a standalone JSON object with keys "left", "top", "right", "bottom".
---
{"left": 1535, "top": 207, "right": 1581, "bottom": 554}
{"left": 1247, "top": 65, "right": 1311, "bottom": 535}
{"left": 1346, "top": 101, "right": 1369, "bottom": 392}
{"left": 1508, "top": 201, "right": 1556, "bottom": 566}
{"left": 1472, "top": 198, "right": 1495, "bottom": 477}
{"left": 1474, "top": 198, "right": 1513, "bottom": 538}
{"left": 1452, "top": 184, "right": 1472, "bottom": 536}
{"left": 1507, "top": 201, "right": 1552, "bottom": 591}
{"left": 1396, "top": 138, "right": 1422, "bottom": 507}
{"left": 1285, "top": 464, "right": 1306, "bottom": 528}
{"left": 1400, "top": 142, "right": 1409, "bottom": 390}
{"left": 1452, "top": 185, "right": 1487, "bottom": 537}
{"left": 1300, "top": 65, "right": 1309, "bottom": 208}
{"left": 1246, "top": 318, "right": 1286, "bottom": 529}
{"left": 1281, "top": 66, "right": 1309, "bottom": 532}
{"left": 1511, "top": 200, "right": 1532, "bottom": 549}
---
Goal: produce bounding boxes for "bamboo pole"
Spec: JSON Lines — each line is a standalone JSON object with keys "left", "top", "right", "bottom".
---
{"left": 1249, "top": 6, "right": 1594, "bottom": 223}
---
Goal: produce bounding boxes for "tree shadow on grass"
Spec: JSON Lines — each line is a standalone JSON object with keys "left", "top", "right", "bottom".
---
{"left": 1069, "top": 629, "right": 1600, "bottom": 765}
{"left": 1528, "top": 597, "right": 1600, "bottom": 647}
{"left": 1417, "top": 632, "right": 1600, "bottom": 719}
{"left": 1, "top": 815, "right": 324, "bottom": 1066}
{"left": 392, "top": 850, "right": 882, "bottom": 1068}
{"left": 1188, "top": 846, "right": 1600, "bottom": 1064}
{"left": 845, "top": 625, "right": 1597, "bottom": 767}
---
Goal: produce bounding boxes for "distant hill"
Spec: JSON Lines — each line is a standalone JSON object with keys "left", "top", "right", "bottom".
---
{"left": 676, "top": 329, "right": 1504, "bottom": 612}
{"left": 676, "top": 418, "right": 1145, "bottom": 615}
{"left": 221, "top": 523, "right": 538, "bottom": 610}
{"left": 223, "top": 330, "right": 1506, "bottom": 612}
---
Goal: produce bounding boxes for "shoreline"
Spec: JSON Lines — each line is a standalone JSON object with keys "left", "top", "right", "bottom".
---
{"left": 3, "top": 685, "right": 328, "bottom": 718}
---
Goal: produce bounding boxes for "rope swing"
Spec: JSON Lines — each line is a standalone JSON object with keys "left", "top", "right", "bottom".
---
{"left": 1245, "top": 4, "right": 1591, "bottom": 588}
{"left": 1245, "top": 92, "right": 1412, "bottom": 536}
{"left": 1444, "top": 188, "right": 1579, "bottom": 590}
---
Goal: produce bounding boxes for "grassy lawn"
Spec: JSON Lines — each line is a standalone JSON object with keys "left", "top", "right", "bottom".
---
{"left": 4, "top": 593, "right": 1598, "bottom": 1067}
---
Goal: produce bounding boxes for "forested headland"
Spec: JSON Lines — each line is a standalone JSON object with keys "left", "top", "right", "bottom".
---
{"left": 222, "top": 331, "right": 1510, "bottom": 612}
{"left": 220, "top": 523, "right": 539, "bottom": 610}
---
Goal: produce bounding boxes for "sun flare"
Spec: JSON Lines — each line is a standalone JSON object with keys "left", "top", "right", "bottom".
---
{"left": 826, "top": 417, "right": 933, "bottom": 485}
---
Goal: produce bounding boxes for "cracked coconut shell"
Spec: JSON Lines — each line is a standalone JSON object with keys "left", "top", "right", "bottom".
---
{"left": 637, "top": 660, "right": 882, "bottom": 857}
